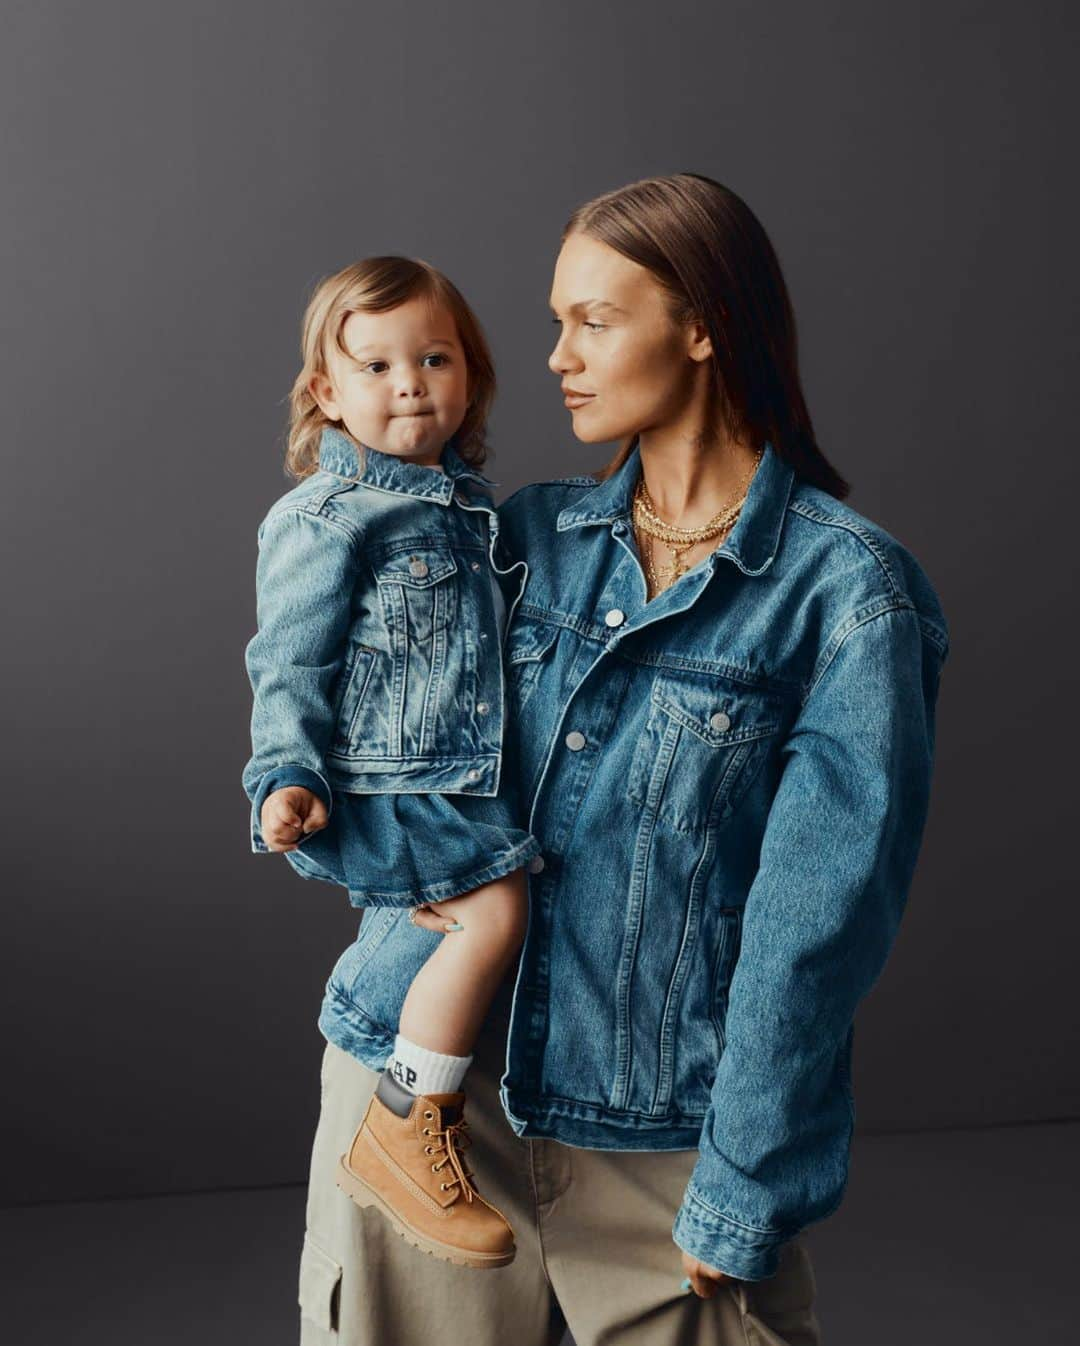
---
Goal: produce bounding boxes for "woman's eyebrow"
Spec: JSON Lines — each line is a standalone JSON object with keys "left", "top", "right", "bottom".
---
{"left": 548, "top": 299, "right": 628, "bottom": 317}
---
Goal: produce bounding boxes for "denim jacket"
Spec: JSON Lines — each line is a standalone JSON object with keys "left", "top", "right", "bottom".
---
{"left": 317, "top": 438, "right": 949, "bottom": 1281}
{"left": 241, "top": 427, "right": 525, "bottom": 852}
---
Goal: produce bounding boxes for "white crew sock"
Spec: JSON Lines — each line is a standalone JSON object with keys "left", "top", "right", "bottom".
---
{"left": 386, "top": 1033, "right": 473, "bottom": 1096}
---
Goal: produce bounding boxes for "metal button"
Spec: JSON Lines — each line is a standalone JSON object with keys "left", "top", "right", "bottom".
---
{"left": 709, "top": 711, "right": 731, "bottom": 732}
{"left": 565, "top": 731, "right": 586, "bottom": 751}
{"left": 471, "top": 561, "right": 482, "bottom": 571}
{"left": 604, "top": 608, "right": 625, "bottom": 627}
{"left": 466, "top": 768, "right": 482, "bottom": 782}
{"left": 408, "top": 557, "right": 429, "bottom": 578}
{"left": 527, "top": 854, "right": 546, "bottom": 874}
{"left": 480, "top": 632, "right": 489, "bottom": 642}
{"left": 476, "top": 701, "right": 489, "bottom": 715}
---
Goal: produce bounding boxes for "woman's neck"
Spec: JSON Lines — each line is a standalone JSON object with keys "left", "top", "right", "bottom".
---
{"left": 636, "top": 428, "right": 759, "bottom": 527}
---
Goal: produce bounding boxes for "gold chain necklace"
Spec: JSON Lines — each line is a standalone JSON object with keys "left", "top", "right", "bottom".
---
{"left": 632, "top": 447, "right": 763, "bottom": 598}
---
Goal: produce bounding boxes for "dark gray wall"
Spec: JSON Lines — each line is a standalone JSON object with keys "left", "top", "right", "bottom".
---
{"left": 3, "top": 1, "right": 1076, "bottom": 1204}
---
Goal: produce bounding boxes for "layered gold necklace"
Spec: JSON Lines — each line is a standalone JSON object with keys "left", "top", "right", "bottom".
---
{"left": 632, "top": 447, "right": 763, "bottom": 599}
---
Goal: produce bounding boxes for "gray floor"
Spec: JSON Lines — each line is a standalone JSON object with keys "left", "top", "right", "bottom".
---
{"left": 1, "top": 1120, "right": 1075, "bottom": 1345}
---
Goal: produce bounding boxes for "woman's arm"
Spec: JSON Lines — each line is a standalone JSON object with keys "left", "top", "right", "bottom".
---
{"left": 672, "top": 601, "right": 949, "bottom": 1280}
{"left": 241, "top": 506, "right": 359, "bottom": 852}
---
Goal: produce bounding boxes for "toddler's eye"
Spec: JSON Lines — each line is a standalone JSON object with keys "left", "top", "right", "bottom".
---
{"left": 422, "top": 353, "right": 448, "bottom": 367}
{"left": 362, "top": 360, "right": 389, "bottom": 374}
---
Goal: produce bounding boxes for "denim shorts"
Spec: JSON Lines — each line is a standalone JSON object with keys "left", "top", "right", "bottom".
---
{"left": 284, "top": 787, "right": 539, "bottom": 907}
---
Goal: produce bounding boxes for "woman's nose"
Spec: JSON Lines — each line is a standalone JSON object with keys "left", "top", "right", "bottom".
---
{"left": 548, "top": 330, "right": 581, "bottom": 376}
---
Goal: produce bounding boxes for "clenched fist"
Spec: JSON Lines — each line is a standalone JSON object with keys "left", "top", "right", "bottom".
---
{"left": 260, "top": 786, "right": 329, "bottom": 852}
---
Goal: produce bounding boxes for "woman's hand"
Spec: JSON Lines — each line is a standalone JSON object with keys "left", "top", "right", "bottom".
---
{"left": 408, "top": 900, "right": 467, "bottom": 934}
{"left": 680, "top": 1248, "right": 737, "bottom": 1298}
{"left": 260, "top": 786, "right": 329, "bottom": 851}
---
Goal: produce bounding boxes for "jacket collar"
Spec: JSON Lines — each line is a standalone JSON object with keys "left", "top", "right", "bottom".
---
{"left": 317, "top": 425, "right": 498, "bottom": 503}
{"left": 555, "top": 437, "right": 795, "bottom": 576}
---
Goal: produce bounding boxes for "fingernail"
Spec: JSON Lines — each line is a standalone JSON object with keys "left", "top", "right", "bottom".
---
{"left": 680, "top": 1277, "right": 692, "bottom": 1292}
{"left": 444, "top": 921, "right": 464, "bottom": 932}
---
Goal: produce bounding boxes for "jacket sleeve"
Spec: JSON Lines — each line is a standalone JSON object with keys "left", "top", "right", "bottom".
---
{"left": 241, "top": 506, "right": 359, "bottom": 853}
{"left": 671, "top": 601, "right": 949, "bottom": 1280}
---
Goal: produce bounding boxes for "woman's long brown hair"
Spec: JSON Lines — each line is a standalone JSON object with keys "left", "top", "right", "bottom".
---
{"left": 564, "top": 174, "right": 850, "bottom": 499}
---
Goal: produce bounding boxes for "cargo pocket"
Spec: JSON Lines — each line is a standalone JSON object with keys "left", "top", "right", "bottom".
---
{"left": 298, "top": 1233, "right": 342, "bottom": 1336}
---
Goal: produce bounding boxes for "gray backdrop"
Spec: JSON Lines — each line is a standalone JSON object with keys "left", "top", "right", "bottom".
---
{"left": 3, "top": 1, "right": 1076, "bottom": 1206}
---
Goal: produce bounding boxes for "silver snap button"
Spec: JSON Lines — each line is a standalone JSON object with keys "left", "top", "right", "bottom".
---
{"left": 565, "top": 731, "right": 586, "bottom": 751}
{"left": 709, "top": 711, "right": 731, "bottom": 732}
{"left": 408, "top": 558, "right": 429, "bottom": 578}
{"left": 480, "top": 632, "right": 489, "bottom": 641}
{"left": 466, "top": 768, "right": 482, "bottom": 782}
{"left": 471, "top": 560, "right": 482, "bottom": 571}
{"left": 527, "top": 854, "right": 546, "bottom": 874}
{"left": 604, "top": 608, "right": 625, "bottom": 628}
{"left": 476, "top": 701, "right": 489, "bottom": 715}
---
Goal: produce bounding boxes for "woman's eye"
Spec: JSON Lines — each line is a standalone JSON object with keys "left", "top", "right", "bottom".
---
{"left": 550, "top": 316, "right": 563, "bottom": 326}
{"left": 583, "top": 321, "right": 606, "bottom": 333}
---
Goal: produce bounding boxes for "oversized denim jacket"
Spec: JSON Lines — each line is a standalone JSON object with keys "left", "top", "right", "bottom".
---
{"left": 317, "top": 438, "right": 949, "bottom": 1282}
{"left": 242, "top": 427, "right": 525, "bottom": 852}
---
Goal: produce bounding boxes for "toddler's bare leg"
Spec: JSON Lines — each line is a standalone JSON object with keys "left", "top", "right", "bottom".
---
{"left": 398, "top": 868, "right": 528, "bottom": 1056}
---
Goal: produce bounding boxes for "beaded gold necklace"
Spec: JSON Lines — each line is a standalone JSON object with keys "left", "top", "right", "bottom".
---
{"left": 632, "top": 447, "right": 763, "bottom": 598}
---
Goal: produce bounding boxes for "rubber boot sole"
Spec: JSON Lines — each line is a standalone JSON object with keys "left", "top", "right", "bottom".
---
{"left": 336, "top": 1156, "right": 516, "bottom": 1269}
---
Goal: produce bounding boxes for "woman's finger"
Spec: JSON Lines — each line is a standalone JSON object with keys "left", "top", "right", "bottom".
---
{"left": 409, "top": 906, "right": 453, "bottom": 932}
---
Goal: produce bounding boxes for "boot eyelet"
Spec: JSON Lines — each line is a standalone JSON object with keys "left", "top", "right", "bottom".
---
{"left": 422, "top": 1127, "right": 431, "bottom": 1135}
{"left": 440, "top": 1182, "right": 449, "bottom": 1191}
{"left": 423, "top": 1110, "right": 434, "bottom": 1120}
{"left": 424, "top": 1145, "right": 433, "bottom": 1154}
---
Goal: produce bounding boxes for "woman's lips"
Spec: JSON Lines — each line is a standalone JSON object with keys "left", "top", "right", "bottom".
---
{"left": 563, "top": 392, "right": 595, "bottom": 409}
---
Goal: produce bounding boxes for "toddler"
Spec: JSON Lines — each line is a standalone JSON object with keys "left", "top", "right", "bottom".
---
{"left": 242, "top": 257, "right": 540, "bottom": 1269}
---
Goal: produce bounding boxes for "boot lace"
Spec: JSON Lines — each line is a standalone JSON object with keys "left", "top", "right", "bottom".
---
{"left": 422, "top": 1111, "right": 478, "bottom": 1203}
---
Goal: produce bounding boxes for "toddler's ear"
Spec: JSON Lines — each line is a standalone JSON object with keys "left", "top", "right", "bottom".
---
{"left": 308, "top": 371, "right": 340, "bottom": 418}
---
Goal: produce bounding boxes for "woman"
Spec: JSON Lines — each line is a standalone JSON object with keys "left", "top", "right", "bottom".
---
{"left": 296, "top": 174, "right": 949, "bottom": 1345}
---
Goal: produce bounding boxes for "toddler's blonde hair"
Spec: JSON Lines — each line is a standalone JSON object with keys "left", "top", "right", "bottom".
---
{"left": 286, "top": 256, "right": 496, "bottom": 481}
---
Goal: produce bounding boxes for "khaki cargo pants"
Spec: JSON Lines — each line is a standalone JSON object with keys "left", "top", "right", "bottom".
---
{"left": 298, "top": 982, "right": 821, "bottom": 1346}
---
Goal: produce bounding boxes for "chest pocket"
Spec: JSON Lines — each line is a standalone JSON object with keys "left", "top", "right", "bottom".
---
{"left": 375, "top": 547, "right": 458, "bottom": 640}
{"left": 505, "top": 616, "right": 560, "bottom": 713}
{"left": 626, "top": 670, "right": 785, "bottom": 835}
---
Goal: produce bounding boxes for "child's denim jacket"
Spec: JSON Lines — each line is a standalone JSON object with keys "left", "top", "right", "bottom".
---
{"left": 242, "top": 426, "right": 524, "bottom": 852}
{"left": 317, "top": 439, "right": 951, "bottom": 1281}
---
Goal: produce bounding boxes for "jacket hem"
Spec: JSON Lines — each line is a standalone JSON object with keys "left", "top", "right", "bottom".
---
{"left": 341, "top": 835, "right": 541, "bottom": 906}
{"left": 500, "top": 1085, "right": 705, "bottom": 1150}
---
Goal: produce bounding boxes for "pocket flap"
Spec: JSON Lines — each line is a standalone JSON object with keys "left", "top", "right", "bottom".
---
{"left": 298, "top": 1233, "right": 342, "bottom": 1333}
{"left": 376, "top": 548, "right": 457, "bottom": 588}
{"left": 507, "top": 618, "right": 559, "bottom": 664}
{"left": 650, "top": 672, "right": 783, "bottom": 746}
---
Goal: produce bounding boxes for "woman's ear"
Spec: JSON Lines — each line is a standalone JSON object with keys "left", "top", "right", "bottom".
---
{"left": 687, "top": 319, "right": 713, "bottom": 364}
{"left": 308, "top": 370, "right": 340, "bottom": 419}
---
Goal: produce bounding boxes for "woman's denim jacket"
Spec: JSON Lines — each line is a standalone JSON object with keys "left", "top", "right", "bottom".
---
{"left": 241, "top": 427, "right": 525, "bottom": 850}
{"left": 317, "top": 439, "right": 950, "bottom": 1282}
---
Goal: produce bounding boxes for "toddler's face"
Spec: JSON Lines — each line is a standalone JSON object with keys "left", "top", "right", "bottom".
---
{"left": 310, "top": 297, "right": 469, "bottom": 465}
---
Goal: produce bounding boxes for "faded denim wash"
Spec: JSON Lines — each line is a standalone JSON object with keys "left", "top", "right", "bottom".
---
{"left": 318, "top": 438, "right": 949, "bottom": 1281}
{"left": 241, "top": 426, "right": 531, "bottom": 866}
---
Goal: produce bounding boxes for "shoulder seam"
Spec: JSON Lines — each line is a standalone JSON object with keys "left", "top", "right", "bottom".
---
{"left": 787, "top": 498, "right": 903, "bottom": 601}
{"left": 264, "top": 498, "right": 360, "bottom": 546}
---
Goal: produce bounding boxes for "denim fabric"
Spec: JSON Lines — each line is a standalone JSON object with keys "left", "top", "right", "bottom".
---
{"left": 319, "top": 439, "right": 949, "bottom": 1281}
{"left": 241, "top": 426, "right": 530, "bottom": 859}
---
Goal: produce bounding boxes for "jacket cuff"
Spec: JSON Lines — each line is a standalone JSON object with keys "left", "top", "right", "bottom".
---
{"left": 249, "top": 765, "right": 333, "bottom": 853}
{"left": 672, "top": 1186, "right": 788, "bottom": 1282}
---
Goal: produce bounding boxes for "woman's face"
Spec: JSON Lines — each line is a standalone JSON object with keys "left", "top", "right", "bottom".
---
{"left": 547, "top": 231, "right": 709, "bottom": 445}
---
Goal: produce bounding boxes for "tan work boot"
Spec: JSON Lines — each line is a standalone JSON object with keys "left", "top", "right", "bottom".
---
{"left": 336, "top": 1070, "right": 516, "bottom": 1269}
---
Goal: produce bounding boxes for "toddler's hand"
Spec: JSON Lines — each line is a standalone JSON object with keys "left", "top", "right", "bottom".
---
{"left": 261, "top": 786, "right": 329, "bottom": 852}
